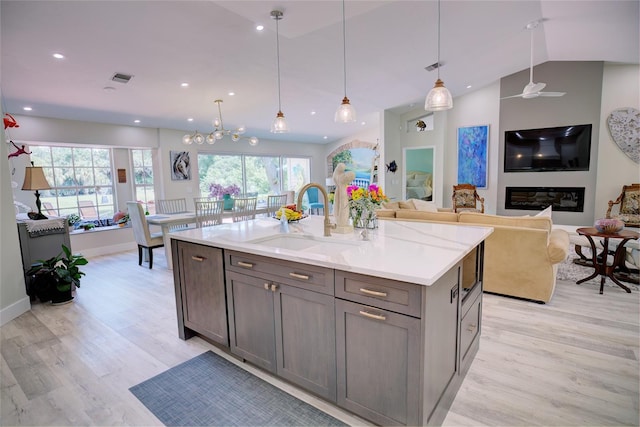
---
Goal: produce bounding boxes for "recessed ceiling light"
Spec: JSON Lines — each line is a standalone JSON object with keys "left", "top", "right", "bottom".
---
{"left": 134, "top": 119, "right": 141, "bottom": 124}
{"left": 310, "top": 111, "right": 316, "bottom": 115}
{"left": 256, "top": 24, "right": 264, "bottom": 31}
{"left": 466, "top": 85, "right": 472, "bottom": 89}
{"left": 181, "top": 82, "right": 189, "bottom": 87}
{"left": 53, "top": 53, "right": 64, "bottom": 59}
{"left": 23, "top": 106, "right": 32, "bottom": 111}
{"left": 323, "top": 136, "right": 328, "bottom": 139}
{"left": 103, "top": 86, "right": 116, "bottom": 92}
{"left": 228, "top": 91, "right": 235, "bottom": 96}
{"left": 361, "top": 121, "right": 366, "bottom": 126}
{"left": 187, "top": 118, "right": 194, "bottom": 122}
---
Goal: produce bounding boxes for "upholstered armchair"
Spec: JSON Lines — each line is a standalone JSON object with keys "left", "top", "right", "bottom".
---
{"left": 606, "top": 183, "right": 640, "bottom": 227}
{"left": 452, "top": 184, "right": 485, "bottom": 213}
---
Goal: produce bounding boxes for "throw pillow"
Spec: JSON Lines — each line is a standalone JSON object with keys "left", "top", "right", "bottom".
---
{"left": 535, "top": 205, "right": 553, "bottom": 218}
{"left": 411, "top": 199, "right": 438, "bottom": 212}
{"left": 382, "top": 201, "right": 400, "bottom": 210}
{"left": 398, "top": 200, "right": 416, "bottom": 209}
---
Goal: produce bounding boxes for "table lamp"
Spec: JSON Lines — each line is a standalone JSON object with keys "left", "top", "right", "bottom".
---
{"left": 22, "top": 162, "right": 51, "bottom": 220}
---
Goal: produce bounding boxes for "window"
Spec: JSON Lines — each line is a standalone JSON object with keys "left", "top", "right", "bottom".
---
{"left": 29, "top": 145, "right": 115, "bottom": 220}
{"left": 132, "top": 149, "right": 156, "bottom": 214}
{"left": 198, "top": 153, "right": 310, "bottom": 204}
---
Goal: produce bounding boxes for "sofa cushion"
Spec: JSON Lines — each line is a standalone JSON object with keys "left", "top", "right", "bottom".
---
{"left": 396, "top": 210, "right": 459, "bottom": 222}
{"left": 375, "top": 208, "right": 396, "bottom": 218}
{"left": 382, "top": 201, "right": 400, "bottom": 210}
{"left": 410, "top": 199, "right": 438, "bottom": 212}
{"left": 398, "top": 200, "right": 416, "bottom": 210}
{"left": 535, "top": 205, "right": 553, "bottom": 218}
{"left": 458, "top": 212, "right": 552, "bottom": 232}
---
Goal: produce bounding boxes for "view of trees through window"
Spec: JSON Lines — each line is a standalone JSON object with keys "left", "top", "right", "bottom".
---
{"left": 29, "top": 146, "right": 115, "bottom": 220}
{"left": 198, "top": 153, "right": 310, "bottom": 204}
{"left": 132, "top": 149, "right": 156, "bottom": 214}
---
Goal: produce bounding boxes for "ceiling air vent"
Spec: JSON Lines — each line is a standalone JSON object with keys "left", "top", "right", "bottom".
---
{"left": 111, "top": 73, "right": 133, "bottom": 84}
{"left": 424, "top": 62, "right": 443, "bottom": 72}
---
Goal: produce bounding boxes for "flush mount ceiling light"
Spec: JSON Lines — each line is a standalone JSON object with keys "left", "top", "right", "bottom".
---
{"left": 425, "top": 0, "right": 453, "bottom": 112}
{"left": 182, "top": 99, "right": 259, "bottom": 146}
{"left": 335, "top": 0, "right": 356, "bottom": 123}
{"left": 270, "top": 10, "right": 289, "bottom": 133}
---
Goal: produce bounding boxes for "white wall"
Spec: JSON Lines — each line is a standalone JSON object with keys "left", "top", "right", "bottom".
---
{"left": 1, "top": 125, "right": 31, "bottom": 325}
{"left": 595, "top": 64, "right": 640, "bottom": 219}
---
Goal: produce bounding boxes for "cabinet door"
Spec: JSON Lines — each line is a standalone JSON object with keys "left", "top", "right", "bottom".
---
{"left": 274, "top": 284, "right": 336, "bottom": 401}
{"left": 336, "top": 299, "right": 421, "bottom": 426}
{"left": 226, "top": 271, "right": 277, "bottom": 373}
{"left": 177, "top": 242, "right": 227, "bottom": 345}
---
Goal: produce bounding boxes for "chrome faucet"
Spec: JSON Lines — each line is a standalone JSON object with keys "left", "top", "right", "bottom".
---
{"left": 297, "top": 183, "right": 336, "bottom": 237}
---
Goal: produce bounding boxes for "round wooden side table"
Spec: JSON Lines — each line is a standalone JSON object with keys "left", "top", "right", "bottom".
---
{"left": 576, "top": 227, "right": 639, "bottom": 294}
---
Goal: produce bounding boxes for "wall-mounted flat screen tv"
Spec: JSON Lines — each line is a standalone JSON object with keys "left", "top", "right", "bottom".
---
{"left": 504, "top": 124, "right": 592, "bottom": 172}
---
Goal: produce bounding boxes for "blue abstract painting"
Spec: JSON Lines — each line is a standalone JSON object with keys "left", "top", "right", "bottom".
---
{"left": 457, "top": 125, "right": 489, "bottom": 188}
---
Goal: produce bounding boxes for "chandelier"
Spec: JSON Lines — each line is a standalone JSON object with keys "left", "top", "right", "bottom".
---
{"left": 182, "top": 99, "right": 259, "bottom": 146}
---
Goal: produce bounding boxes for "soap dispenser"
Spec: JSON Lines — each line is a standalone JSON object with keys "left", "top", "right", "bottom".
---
{"left": 279, "top": 207, "right": 290, "bottom": 234}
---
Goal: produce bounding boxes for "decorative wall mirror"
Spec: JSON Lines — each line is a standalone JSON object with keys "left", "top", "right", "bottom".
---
{"left": 402, "top": 146, "right": 435, "bottom": 201}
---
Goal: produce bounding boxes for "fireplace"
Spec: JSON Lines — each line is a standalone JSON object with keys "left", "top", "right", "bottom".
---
{"left": 505, "top": 187, "right": 585, "bottom": 212}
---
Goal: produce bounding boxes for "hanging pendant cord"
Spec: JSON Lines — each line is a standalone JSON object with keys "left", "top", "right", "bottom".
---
{"left": 436, "top": 0, "right": 441, "bottom": 80}
{"left": 216, "top": 100, "right": 224, "bottom": 131}
{"left": 341, "top": 0, "right": 347, "bottom": 97}
{"left": 529, "top": 28, "right": 534, "bottom": 84}
{"left": 276, "top": 15, "right": 282, "bottom": 112}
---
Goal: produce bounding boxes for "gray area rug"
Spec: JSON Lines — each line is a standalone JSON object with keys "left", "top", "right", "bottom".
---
{"left": 556, "top": 246, "right": 639, "bottom": 290}
{"left": 129, "top": 351, "right": 347, "bottom": 427}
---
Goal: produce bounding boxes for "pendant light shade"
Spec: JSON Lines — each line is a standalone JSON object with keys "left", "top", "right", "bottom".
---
{"left": 335, "top": 0, "right": 356, "bottom": 123}
{"left": 425, "top": 0, "right": 453, "bottom": 112}
{"left": 271, "top": 10, "right": 289, "bottom": 133}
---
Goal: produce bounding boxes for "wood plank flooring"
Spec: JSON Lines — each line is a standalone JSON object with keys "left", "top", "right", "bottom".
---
{"left": 1, "top": 250, "right": 638, "bottom": 426}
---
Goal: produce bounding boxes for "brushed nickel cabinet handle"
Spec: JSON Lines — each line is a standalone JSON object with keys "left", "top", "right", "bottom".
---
{"left": 289, "top": 272, "right": 310, "bottom": 280}
{"left": 359, "top": 287, "right": 388, "bottom": 297}
{"left": 191, "top": 256, "right": 205, "bottom": 262}
{"left": 359, "top": 310, "right": 386, "bottom": 321}
{"left": 237, "top": 261, "right": 254, "bottom": 268}
{"left": 264, "top": 283, "right": 270, "bottom": 290}
{"left": 467, "top": 324, "right": 477, "bottom": 332}
{"left": 270, "top": 284, "right": 279, "bottom": 292}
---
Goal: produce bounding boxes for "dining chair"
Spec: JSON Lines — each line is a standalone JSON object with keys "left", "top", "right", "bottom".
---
{"left": 266, "top": 194, "right": 288, "bottom": 217}
{"left": 306, "top": 187, "right": 324, "bottom": 215}
{"left": 156, "top": 198, "right": 189, "bottom": 231}
{"left": 195, "top": 200, "right": 224, "bottom": 228}
{"left": 232, "top": 197, "right": 257, "bottom": 222}
{"left": 126, "top": 201, "right": 164, "bottom": 269}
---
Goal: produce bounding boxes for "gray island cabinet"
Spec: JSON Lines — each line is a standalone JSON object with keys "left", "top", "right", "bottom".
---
{"left": 170, "top": 217, "right": 490, "bottom": 426}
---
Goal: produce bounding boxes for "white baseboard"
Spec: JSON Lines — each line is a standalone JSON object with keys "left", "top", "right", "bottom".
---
{"left": 0, "top": 296, "right": 31, "bottom": 326}
{"left": 79, "top": 242, "right": 136, "bottom": 258}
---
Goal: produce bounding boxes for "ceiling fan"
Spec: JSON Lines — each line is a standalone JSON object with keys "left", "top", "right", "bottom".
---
{"left": 501, "top": 20, "right": 566, "bottom": 100}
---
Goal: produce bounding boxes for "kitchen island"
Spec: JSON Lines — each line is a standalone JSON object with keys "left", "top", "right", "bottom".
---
{"left": 169, "top": 216, "right": 492, "bottom": 426}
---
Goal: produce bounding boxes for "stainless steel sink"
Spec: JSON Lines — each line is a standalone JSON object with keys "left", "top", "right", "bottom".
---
{"left": 247, "top": 234, "right": 363, "bottom": 253}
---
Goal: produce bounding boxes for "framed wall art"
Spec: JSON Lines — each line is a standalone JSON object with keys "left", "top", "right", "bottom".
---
{"left": 170, "top": 151, "right": 191, "bottom": 181}
{"left": 457, "top": 125, "right": 489, "bottom": 189}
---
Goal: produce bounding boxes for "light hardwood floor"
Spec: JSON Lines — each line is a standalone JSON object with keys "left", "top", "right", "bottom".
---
{"left": 1, "top": 250, "right": 638, "bottom": 426}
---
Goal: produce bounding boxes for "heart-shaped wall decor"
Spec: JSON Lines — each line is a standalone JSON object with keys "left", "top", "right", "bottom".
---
{"left": 607, "top": 107, "right": 639, "bottom": 164}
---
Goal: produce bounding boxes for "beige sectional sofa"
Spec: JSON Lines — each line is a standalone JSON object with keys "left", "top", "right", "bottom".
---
{"left": 377, "top": 205, "right": 569, "bottom": 303}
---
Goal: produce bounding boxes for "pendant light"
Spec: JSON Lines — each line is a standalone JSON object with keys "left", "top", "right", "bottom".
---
{"left": 425, "top": 0, "right": 453, "bottom": 111}
{"left": 335, "top": 0, "right": 356, "bottom": 123}
{"left": 271, "top": 10, "right": 289, "bottom": 133}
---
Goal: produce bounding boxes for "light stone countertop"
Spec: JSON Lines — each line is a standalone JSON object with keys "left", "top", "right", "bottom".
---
{"left": 168, "top": 215, "right": 493, "bottom": 286}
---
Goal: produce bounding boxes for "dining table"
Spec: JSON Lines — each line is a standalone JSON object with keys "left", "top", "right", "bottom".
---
{"left": 146, "top": 204, "right": 270, "bottom": 269}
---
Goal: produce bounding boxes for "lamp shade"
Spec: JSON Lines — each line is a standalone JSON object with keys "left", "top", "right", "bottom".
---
{"left": 22, "top": 166, "right": 51, "bottom": 191}
{"left": 425, "top": 79, "right": 453, "bottom": 111}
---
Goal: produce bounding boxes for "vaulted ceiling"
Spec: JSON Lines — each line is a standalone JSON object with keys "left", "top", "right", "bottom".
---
{"left": 1, "top": 1, "right": 638, "bottom": 144}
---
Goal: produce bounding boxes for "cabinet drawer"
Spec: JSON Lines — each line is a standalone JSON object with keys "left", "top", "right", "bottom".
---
{"left": 335, "top": 271, "right": 422, "bottom": 318}
{"left": 460, "top": 294, "right": 481, "bottom": 363}
{"left": 226, "top": 250, "right": 334, "bottom": 295}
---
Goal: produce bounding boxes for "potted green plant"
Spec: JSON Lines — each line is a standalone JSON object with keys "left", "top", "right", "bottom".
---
{"left": 26, "top": 244, "right": 89, "bottom": 305}
{"left": 67, "top": 213, "right": 81, "bottom": 230}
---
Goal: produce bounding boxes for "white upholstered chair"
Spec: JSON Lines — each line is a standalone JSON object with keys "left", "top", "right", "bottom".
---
{"left": 127, "top": 201, "right": 164, "bottom": 269}
{"left": 195, "top": 200, "right": 224, "bottom": 228}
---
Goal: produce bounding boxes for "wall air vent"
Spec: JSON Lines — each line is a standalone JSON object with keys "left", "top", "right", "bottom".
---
{"left": 111, "top": 73, "right": 133, "bottom": 84}
{"left": 424, "top": 62, "right": 443, "bottom": 72}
